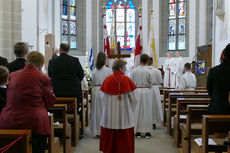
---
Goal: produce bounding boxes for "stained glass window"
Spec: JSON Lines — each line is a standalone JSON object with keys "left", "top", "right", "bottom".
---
{"left": 61, "top": 0, "right": 77, "bottom": 49}
{"left": 106, "top": 0, "right": 136, "bottom": 51}
{"left": 168, "top": 0, "right": 186, "bottom": 51}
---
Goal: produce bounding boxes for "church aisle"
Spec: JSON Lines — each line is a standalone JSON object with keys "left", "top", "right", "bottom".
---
{"left": 75, "top": 125, "right": 178, "bottom": 153}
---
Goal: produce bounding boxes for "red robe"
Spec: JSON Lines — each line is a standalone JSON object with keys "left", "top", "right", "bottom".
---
{"left": 100, "top": 71, "right": 136, "bottom": 153}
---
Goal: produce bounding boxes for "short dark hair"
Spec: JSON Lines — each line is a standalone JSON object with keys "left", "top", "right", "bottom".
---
{"left": 140, "top": 54, "right": 149, "bottom": 64}
{"left": 184, "top": 63, "right": 191, "bottom": 70}
{"left": 112, "top": 59, "right": 127, "bottom": 72}
{"left": 96, "top": 52, "right": 106, "bottom": 70}
{"left": 147, "top": 57, "right": 153, "bottom": 66}
{"left": 221, "top": 43, "right": 230, "bottom": 63}
{"left": 14, "top": 42, "right": 28, "bottom": 57}
{"left": 0, "top": 66, "right": 9, "bottom": 85}
{"left": 60, "top": 43, "right": 70, "bottom": 52}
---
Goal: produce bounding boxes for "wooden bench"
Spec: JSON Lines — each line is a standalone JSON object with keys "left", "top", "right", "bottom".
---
{"left": 0, "top": 129, "right": 32, "bottom": 153}
{"left": 174, "top": 98, "right": 210, "bottom": 147}
{"left": 167, "top": 92, "right": 209, "bottom": 135}
{"left": 48, "top": 113, "right": 60, "bottom": 153}
{"left": 181, "top": 105, "right": 209, "bottom": 153}
{"left": 55, "top": 98, "right": 79, "bottom": 146}
{"left": 194, "top": 115, "right": 230, "bottom": 153}
{"left": 83, "top": 90, "right": 90, "bottom": 127}
{"left": 163, "top": 89, "right": 207, "bottom": 126}
{"left": 48, "top": 104, "right": 71, "bottom": 153}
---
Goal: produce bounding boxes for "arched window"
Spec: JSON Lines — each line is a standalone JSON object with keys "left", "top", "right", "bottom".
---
{"left": 106, "top": 0, "right": 136, "bottom": 51}
{"left": 61, "top": 0, "right": 77, "bottom": 49}
{"left": 168, "top": 0, "right": 186, "bottom": 51}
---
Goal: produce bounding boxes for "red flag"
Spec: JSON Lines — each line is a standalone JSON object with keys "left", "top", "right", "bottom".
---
{"left": 134, "top": 16, "right": 143, "bottom": 67}
{"left": 103, "top": 14, "right": 111, "bottom": 56}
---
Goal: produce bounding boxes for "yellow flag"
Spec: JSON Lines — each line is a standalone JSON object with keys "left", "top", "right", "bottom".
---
{"left": 149, "top": 25, "right": 158, "bottom": 68}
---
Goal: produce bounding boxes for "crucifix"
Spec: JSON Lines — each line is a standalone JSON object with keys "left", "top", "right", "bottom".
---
{"left": 108, "top": 42, "right": 131, "bottom": 59}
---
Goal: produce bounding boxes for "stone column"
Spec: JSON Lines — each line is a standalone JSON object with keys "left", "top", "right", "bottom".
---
{"left": 0, "top": 0, "right": 22, "bottom": 62}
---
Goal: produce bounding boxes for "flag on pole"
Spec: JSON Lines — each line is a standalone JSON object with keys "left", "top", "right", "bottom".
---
{"left": 103, "top": 13, "right": 111, "bottom": 56}
{"left": 148, "top": 17, "right": 158, "bottom": 68}
{"left": 134, "top": 15, "right": 143, "bottom": 68}
{"left": 89, "top": 48, "right": 94, "bottom": 71}
{"left": 110, "top": 10, "right": 116, "bottom": 49}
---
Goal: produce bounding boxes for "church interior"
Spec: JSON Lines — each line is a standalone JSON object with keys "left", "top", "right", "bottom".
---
{"left": 0, "top": 0, "right": 230, "bottom": 153}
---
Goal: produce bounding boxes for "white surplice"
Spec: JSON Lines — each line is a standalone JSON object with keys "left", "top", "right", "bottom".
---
{"left": 90, "top": 65, "right": 112, "bottom": 135}
{"left": 147, "top": 66, "right": 163, "bottom": 123}
{"left": 178, "top": 71, "right": 197, "bottom": 90}
{"left": 100, "top": 91, "right": 137, "bottom": 129}
{"left": 163, "top": 57, "right": 174, "bottom": 87}
{"left": 171, "top": 56, "right": 184, "bottom": 88}
{"left": 130, "top": 66, "right": 153, "bottom": 132}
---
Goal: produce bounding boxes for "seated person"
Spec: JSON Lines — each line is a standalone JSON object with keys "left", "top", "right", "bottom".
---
{"left": 7, "top": 42, "right": 28, "bottom": 73}
{"left": 0, "top": 51, "right": 56, "bottom": 153}
{"left": 0, "top": 66, "right": 9, "bottom": 112}
{"left": 178, "top": 63, "right": 197, "bottom": 90}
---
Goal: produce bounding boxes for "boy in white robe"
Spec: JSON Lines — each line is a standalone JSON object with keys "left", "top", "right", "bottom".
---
{"left": 163, "top": 52, "right": 173, "bottom": 87}
{"left": 130, "top": 54, "right": 153, "bottom": 139}
{"left": 171, "top": 51, "right": 184, "bottom": 88}
{"left": 90, "top": 52, "right": 112, "bottom": 136}
{"left": 178, "top": 63, "right": 197, "bottom": 90}
{"left": 147, "top": 57, "right": 163, "bottom": 130}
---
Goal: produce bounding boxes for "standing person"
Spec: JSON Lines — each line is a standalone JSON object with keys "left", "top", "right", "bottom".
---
{"left": 90, "top": 52, "right": 112, "bottom": 136}
{"left": 147, "top": 57, "right": 163, "bottom": 129}
{"left": 207, "top": 44, "right": 230, "bottom": 115}
{"left": 130, "top": 54, "right": 153, "bottom": 139}
{"left": 7, "top": 42, "right": 28, "bottom": 73}
{"left": 178, "top": 63, "right": 197, "bottom": 90}
{"left": 0, "top": 66, "right": 9, "bottom": 112}
{"left": 0, "top": 51, "right": 56, "bottom": 153}
{"left": 48, "top": 48, "right": 60, "bottom": 77}
{"left": 171, "top": 51, "right": 184, "bottom": 88}
{"left": 0, "top": 56, "right": 8, "bottom": 66}
{"left": 163, "top": 52, "right": 173, "bottom": 87}
{"left": 48, "top": 43, "right": 84, "bottom": 111}
{"left": 100, "top": 59, "right": 137, "bottom": 153}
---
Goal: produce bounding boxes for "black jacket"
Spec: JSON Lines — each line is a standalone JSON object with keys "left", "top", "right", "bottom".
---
{"left": 0, "top": 56, "right": 8, "bottom": 66}
{"left": 207, "top": 62, "right": 230, "bottom": 114}
{"left": 0, "top": 87, "right": 7, "bottom": 112}
{"left": 7, "top": 58, "right": 26, "bottom": 73}
{"left": 49, "top": 53, "right": 84, "bottom": 97}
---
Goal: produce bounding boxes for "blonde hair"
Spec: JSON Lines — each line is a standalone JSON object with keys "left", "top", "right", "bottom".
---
{"left": 0, "top": 66, "right": 9, "bottom": 85}
{"left": 112, "top": 59, "right": 127, "bottom": 72}
{"left": 167, "top": 51, "right": 172, "bottom": 56}
{"left": 27, "top": 51, "right": 45, "bottom": 67}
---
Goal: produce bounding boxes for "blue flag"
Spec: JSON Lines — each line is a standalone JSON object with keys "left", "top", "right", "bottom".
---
{"left": 89, "top": 48, "right": 94, "bottom": 70}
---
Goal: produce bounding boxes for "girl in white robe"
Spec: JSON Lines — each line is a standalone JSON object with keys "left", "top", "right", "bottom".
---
{"left": 147, "top": 58, "right": 163, "bottom": 129}
{"left": 171, "top": 52, "right": 184, "bottom": 88}
{"left": 163, "top": 52, "right": 173, "bottom": 87}
{"left": 90, "top": 52, "right": 112, "bottom": 136}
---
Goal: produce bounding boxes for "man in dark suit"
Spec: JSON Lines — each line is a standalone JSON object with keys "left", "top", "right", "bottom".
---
{"left": 207, "top": 44, "right": 230, "bottom": 115}
{"left": 49, "top": 43, "right": 84, "bottom": 101}
{"left": 7, "top": 42, "right": 28, "bottom": 73}
{"left": 0, "top": 56, "right": 8, "bottom": 66}
{"left": 48, "top": 48, "right": 60, "bottom": 77}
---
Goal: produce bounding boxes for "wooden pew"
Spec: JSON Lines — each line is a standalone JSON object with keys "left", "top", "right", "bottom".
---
{"left": 48, "top": 104, "right": 71, "bottom": 153}
{"left": 0, "top": 129, "right": 32, "bottom": 153}
{"left": 163, "top": 89, "right": 207, "bottom": 126}
{"left": 181, "top": 105, "right": 209, "bottom": 153}
{"left": 55, "top": 98, "right": 79, "bottom": 146}
{"left": 167, "top": 92, "right": 209, "bottom": 135}
{"left": 174, "top": 98, "right": 210, "bottom": 147}
{"left": 48, "top": 113, "right": 60, "bottom": 153}
{"left": 194, "top": 115, "right": 230, "bottom": 153}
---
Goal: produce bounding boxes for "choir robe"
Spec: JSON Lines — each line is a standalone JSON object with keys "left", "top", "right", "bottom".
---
{"left": 171, "top": 56, "right": 184, "bottom": 88}
{"left": 163, "top": 57, "right": 174, "bottom": 87}
{"left": 178, "top": 71, "right": 197, "bottom": 90}
{"left": 130, "top": 66, "right": 153, "bottom": 132}
{"left": 90, "top": 65, "right": 112, "bottom": 136}
{"left": 148, "top": 66, "right": 163, "bottom": 123}
{"left": 100, "top": 71, "right": 137, "bottom": 153}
